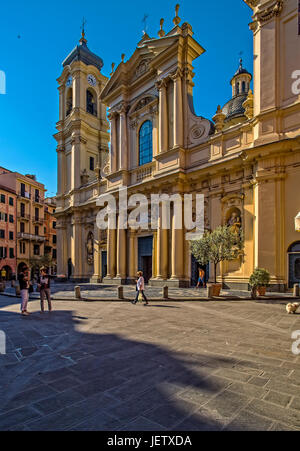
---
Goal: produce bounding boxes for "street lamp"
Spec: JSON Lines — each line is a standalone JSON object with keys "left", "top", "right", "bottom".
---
{"left": 296, "top": 212, "right": 300, "bottom": 232}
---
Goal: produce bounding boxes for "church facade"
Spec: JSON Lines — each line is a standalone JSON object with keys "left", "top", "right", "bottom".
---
{"left": 55, "top": 0, "right": 300, "bottom": 291}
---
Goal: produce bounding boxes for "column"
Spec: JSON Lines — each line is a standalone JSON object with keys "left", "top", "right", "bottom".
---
{"left": 172, "top": 70, "right": 183, "bottom": 148}
{"left": 71, "top": 136, "right": 81, "bottom": 190}
{"left": 106, "top": 225, "right": 116, "bottom": 280}
{"left": 156, "top": 209, "right": 169, "bottom": 280}
{"left": 158, "top": 79, "right": 169, "bottom": 153}
{"left": 108, "top": 112, "right": 118, "bottom": 173}
{"left": 116, "top": 221, "right": 127, "bottom": 283}
{"left": 92, "top": 220, "right": 101, "bottom": 282}
{"left": 119, "top": 105, "right": 128, "bottom": 171}
{"left": 56, "top": 223, "right": 66, "bottom": 276}
{"left": 128, "top": 231, "right": 137, "bottom": 282}
{"left": 72, "top": 215, "right": 82, "bottom": 280}
{"left": 171, "top": 210, "right": 184, "bottom": 281}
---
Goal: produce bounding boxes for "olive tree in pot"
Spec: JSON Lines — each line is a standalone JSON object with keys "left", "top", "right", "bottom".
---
{"left": 190, "top": 226, "right": 244, "bottom": 297}
{"left": 249, "top": 268, "right": 271, "bottom": 299}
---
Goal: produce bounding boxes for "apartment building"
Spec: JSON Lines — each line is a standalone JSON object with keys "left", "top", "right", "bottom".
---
{"left": 0, "top": 167, "right": 46, "bottom": 273}
{"left": 0, "top": 184, "right": 17, "bottom": 279}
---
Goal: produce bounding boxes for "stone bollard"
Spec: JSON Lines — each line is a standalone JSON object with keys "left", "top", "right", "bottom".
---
{"left": 75, "top": 286, "right": 82, "bottom": 299}
{"left": 293, "top": 284, "right": 300, "bottom": 298}
{"left": 15, "top": 285, "right": 21, "bottom": 296}
{"left": 118, "top": 286, "right": 124, "bottom": 300}
{"left": 163, "top": 286, "right": 169, "bottom": 300}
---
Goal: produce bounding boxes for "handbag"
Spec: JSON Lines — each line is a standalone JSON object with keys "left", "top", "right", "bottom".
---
{"left": 138, "top": 292, "right": 143, "bottom": 303}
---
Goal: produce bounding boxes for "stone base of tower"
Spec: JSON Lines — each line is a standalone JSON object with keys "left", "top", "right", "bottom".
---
{"left": 149, "top": 278, "right": 190, "bottom": 288}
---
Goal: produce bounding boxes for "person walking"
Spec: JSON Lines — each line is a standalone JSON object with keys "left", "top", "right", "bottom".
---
{"left": 132, "top": 271, "right": 149, "bottom": 306}
{"left": 38, "top": 267, "right": 52, "bottom": 313}
{"left": 196, "top": 268, "right": 207, "bottom": 289}
{"left": 18, "top": 265, "right": 30, "bottom": 316}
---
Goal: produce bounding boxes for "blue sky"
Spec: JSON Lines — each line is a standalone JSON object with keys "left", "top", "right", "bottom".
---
{"left": 0, "top": 0, "right": 253, "bottom": 196}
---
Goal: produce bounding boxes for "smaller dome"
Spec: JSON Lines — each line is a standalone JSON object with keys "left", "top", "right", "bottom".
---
{"left": 231, "top": 59, "right": 252, "bottom": 84}
{"left": 63, "top": 37, "right": 104, "bottom": 72}
{"left": 222, "top": 93, "right": 248, "bottom": 121}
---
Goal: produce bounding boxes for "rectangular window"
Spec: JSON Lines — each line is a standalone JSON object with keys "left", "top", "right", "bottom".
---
{"left": 9, "top": 231, "right": 13, "bottom": 240}
{"left": 9, "top": 248, "right": 14, "bottom": 259}
{"left": 34, "top": 244, "right": 40, "bottom": 256}
{"left": 0, "top": 247, "right": 7, "bottom": 258}
{"left": 9, "top": 215, "right": 14, "bottom": 224}
{"left": 89, "top": 157, "right": 95, "bottom": 171}
{"left": 0, "top": 230, "right": 4, "bottom": 239}
{"left": 35, "top": 207, "right": 39, "bottom": 220}
{"left": 53, "top": 235, "right": 57, "bottom": 244}
{"left": 19, "top": 242, "right": 26, "bottom": 254}
{"left": 21, "top": 203, "right": 25, "bottom": 217}
{"left": 9, "top": 197, "right": 14, "bottom": 206}
{"left": 35, "top": 189, "right": 39, "bottom": 202}
{"left": 21, "top": 183, "right": 25, "bottom": 197}
{"left": 0, "top": 213, "right": 7, "bottom": 222}
{"left": 52, "top": 249, "right": 57, "bottom": 259}
{"left": 53, "top": 221, "right": 56, "bottom": 229}
{"left": 35, "top": 226, "right": 39, "bottom": 236}
{"left": 0, "top": 194, "right": 5, "bottom": 204}
{"left": 20, "top": 222, "right": 25, "bottom": 233}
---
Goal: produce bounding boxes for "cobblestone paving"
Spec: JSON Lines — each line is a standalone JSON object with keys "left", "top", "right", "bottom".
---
{"left": 4, "top": 282, "right": 293, "bottom": 300}
{"left": 0, "top": 295, "right": 299, "bottom": 431}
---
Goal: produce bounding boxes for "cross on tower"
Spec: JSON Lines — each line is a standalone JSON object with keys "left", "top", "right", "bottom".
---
{"left": 142, "top": 14, "right": 149, "bottom": 35}
{"left": 81, "top": 17, "right": 87, "bottom": 38}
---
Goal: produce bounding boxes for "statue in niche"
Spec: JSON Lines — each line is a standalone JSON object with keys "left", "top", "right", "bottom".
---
{"left": 87, "top": 232, "right": 94, "bottom": 265}
{"left": 227, "top": 211, "right": 242, "bottom": 234}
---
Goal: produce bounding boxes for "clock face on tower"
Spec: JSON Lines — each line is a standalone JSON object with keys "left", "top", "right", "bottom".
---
{"left": 66, "top": 76, "right": 73, "bottom": 87}
{"left": 87, "top": 74, "right": 97, "bottom": 87}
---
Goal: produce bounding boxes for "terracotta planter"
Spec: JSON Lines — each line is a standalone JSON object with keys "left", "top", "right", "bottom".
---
{"left": 208, "top": 283, "right": 222, "bottom": 297}
{"left": 257, "top": 286, "right": 267, "bottom": 296}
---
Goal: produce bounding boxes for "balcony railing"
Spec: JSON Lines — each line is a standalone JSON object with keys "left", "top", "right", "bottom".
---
{"left": 17, "top": 213, "right": 30, "bottom": 221}
{"left": 33, "top": 217, "right": 44, "bottom": 225}
{"left": 17, "top": 233, "right": 46, "bottom": 242}
{"left": 18, "top": 192, "right": 31, "bottom": 200}
{"left": 33, "top": 196, "right": 44, "bottom": 205}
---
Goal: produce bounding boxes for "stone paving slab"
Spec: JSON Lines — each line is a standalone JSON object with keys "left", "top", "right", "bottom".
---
{"left": 0, "top": 295, "right": 300, "bottom": 431}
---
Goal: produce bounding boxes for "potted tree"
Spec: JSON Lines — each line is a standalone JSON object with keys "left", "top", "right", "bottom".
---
{"left": 191, "top": 225, "right": 244, "bottom": 297}
{"left": 249, "top": 268, "right": 271, "bottom": 299}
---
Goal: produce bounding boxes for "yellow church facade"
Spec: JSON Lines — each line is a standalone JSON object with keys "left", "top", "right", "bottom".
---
{"left": 55, "top": 0, "right": 300, "bottom": 291}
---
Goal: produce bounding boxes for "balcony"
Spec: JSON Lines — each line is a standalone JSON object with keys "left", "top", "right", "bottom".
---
{"left": 18, "top": 233, "right": 46, "bottom": 242}
{"left": 18, "top": 192, "right": 31, "bottom": 201}
{"left": 33, "top": 196, "right": 44, "bottom": 206}
{"left": 33, "top": 216, "right": 44, "bottom": 225}
{"left": 17, "top": 213, "right": 30, "bottom": 221}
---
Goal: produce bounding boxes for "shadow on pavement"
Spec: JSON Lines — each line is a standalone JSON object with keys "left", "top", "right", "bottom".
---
{"left": 0, "top": 308, "right": 237, "bottom": 431}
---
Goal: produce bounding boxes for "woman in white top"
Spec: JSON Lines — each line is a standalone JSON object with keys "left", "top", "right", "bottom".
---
{"left": 132, "top": 271, "right": 149, "bottom": 305}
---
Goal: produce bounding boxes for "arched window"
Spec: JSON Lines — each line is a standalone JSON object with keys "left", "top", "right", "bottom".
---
{"left": 66, "top": 88, "right": 73, "bottom": 117}
{"left": 86, "top": 89, "right": 97, "bottom": 117}
{"left": 139, "top": 121, "right": 153, "bottom": 166}
{"left": 236, "top": 82, "right": 240, "bottom": 95}
{"left": 242, "top": 81, "right": 246, "bottom": 93}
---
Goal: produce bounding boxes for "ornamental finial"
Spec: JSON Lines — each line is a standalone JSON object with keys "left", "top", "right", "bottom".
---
{"left": 173, "top": 4, "right": 181, "bottom": 26}
{"left": 80, "top": 17, "right": 87, "bottom": 45}
{"left": 158, "top": 18, "right": 165, "bottom": 38}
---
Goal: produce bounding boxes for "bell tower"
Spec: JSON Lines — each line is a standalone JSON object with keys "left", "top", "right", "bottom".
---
{"left": 55, "top": 29, "right": 109, "bottom": 198}
{"left": 54, "top": 29, "right": 109, "bottom": 280}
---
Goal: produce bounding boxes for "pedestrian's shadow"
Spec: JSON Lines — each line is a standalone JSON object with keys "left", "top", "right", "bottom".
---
{"left": 0, "top": 309, "right": 237, "bottom": 431}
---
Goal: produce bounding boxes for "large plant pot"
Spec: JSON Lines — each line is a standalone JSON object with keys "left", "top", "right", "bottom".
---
{"left": 257, "top": 286, "right": 267, "bottom": 296}
{"left": 208, "top": 284, "right": 222, "bottom": 297}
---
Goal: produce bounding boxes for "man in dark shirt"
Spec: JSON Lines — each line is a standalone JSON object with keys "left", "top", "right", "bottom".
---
{"left": 38, "top": 267, "right": 52, "bottom": 313}
{"left": 18, "top": 266, "right": 30, "bottom": 316}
